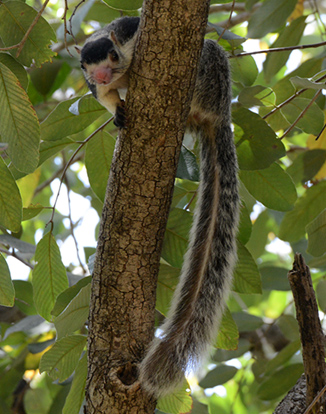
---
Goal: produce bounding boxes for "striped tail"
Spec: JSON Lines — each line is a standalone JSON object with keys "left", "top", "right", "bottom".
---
{"left": 139, "top": 122, "right": 239, "bottom": 398}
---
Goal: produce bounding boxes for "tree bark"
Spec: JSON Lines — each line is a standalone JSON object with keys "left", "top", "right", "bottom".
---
{"left": 85, "top": 1, "right": 210, "bottom": 412}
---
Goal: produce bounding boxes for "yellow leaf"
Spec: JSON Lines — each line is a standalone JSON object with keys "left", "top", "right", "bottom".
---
{"left": 307, "top": 126, "right": 326, "bottom": 180}
{"left": 17, "top": 169, "right": 41, "bottom": 207}
{"left": 288, "top": 0, "right": 304, "bottom": 21}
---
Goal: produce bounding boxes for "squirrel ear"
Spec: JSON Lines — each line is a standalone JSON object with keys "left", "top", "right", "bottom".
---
{"left": 110, "top": 31, "right": 120, "bottom": 46}
{"left": 75, "top": 46, "right": 81, "bottom": 55}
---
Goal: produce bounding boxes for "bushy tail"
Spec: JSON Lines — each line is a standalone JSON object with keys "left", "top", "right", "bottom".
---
{"left": 139, "top": 123, "right": 239, "bottom": 398}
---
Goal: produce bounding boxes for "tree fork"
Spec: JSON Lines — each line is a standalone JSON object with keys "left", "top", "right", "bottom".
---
{"left": 85, "top": 1, "right": 210, "bottom": 412}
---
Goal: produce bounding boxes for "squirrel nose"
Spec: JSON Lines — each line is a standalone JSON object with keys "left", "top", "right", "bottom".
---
{"left": 92, "top": 67, "right": 112, "bottom": 85}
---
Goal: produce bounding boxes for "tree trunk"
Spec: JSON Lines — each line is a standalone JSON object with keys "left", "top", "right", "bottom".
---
{"left": 85, "top": 0, "right": 210, "bottom": 412}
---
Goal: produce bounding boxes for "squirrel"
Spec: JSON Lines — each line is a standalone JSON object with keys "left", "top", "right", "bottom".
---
{"left": 79, "top": 16, "right": 239, "bottom": 398}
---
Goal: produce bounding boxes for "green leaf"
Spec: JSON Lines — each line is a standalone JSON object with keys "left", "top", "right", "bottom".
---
{"left": 176, "top": 145, "right": 200, "bottom": 182}
{"left": 24, "top": 387, "right": 52, "bottom": 414}
{"left": 246, "top": 210, "right": 274, "bottom": 260}
{"left": 215, "top": 308, "right": 239, "bottom": 350}
{"left": 279, "top": 181, "right": 326, "bottom": 242}
{"left": 0, "top": 157, "right": 22, "bottom": 232}
{"left": 316, "top": 280, "right": 326, "bottom": 312}
{"left": 208, "top": 23, "right": 246, "bottom": 47}
{"left": 287, "top": 149, "right": 326, "bottom": 185}
{"left": 233, "top": 242, "right": 262, "bottom": 294}
{"left": 199, "top": 364, "right": 238, "bottom": 389}
{"left": 85, "top": 130, "right": 115, "bottom": 201}
{"left": 54, "top": 284, "right": 91, "bottom": 338}
{"left": 172, "top": 181, "right": 198, "bottom": 210}
{"left": 248, "top": 0, "right": 297, "bottom": 39}
{"left": 0, "top": 1, "right": 56, "bottom": 67}
{"left": 29, "top": 61, "right": 70, "bottom": 97}
{"left": 257, "top": 364, "right": 304, "bottom": 400}
{"left": 277, "top": 315, "right": 300, "bottom": 342}
{"left": 101, "top": 0, "right": 143, "bottom": 10}
{"left": 0, "top": 52, "right": 28, "bottom": 90}
{"left": 22, "top": 204, "right": 45, "bottom": 221}
{"left": 233, "top": 108, "right": 286, "bottom": 170}
{"left": 237, "top": 203, "right": 252, "bottom": 245}
{"left": 274, "top": 58, "right": 323, "bottom": 104}
{"left": 238, "top": 85, "right": 276, "bottom": 108}
{"left": 264, "top": 340, "right": 301, "bottom": 376}
{"left": 263, "top": 16, "right": 306, "bottom": 82}
{"left": 156, "top": 264, "right": 180, "bottom": 316}
{"left": 33, "top": 232, "right": 69, "bottom": 321}
{"left": 40, "top": 335, "right": 87, "bottom": 382}
{"left": 230, "top": 55, "right": 258, "bottom": 86}
{"left": 240, "top": 163, "right": 297, "bottom": 211}
{"left": 0, "top": 62, "right": 40, "bottom": 173}
{"left": 290, "top": 75, "right": 326, "bottom": 90}
{"left": 157, "top": 385, "right": 192, "bottom": 414}
{"left": 85, "top": 2, "right": 120, "bottom": 22}
{"left": 232, "top": 312, "right": 264, "bottom": 332}
{"left": 40, "top": 95, "right": 107, "bottom": 141}
{"left": 3, "top": 314, "right": 44, "bottom": 340}
{"left": 39, "top": 137, "right": 77, "bottom": 166}
{"left": 28, "top": 338, "right": 55, "bottom": 354}
{"left": 281, "top": 98, "right": 324, "bottom": 136}
{"left": 260, "top": 266, "right": 290, "bottom": 291}
{"left": 0, "top": 253, "right": 15, "bottom": 307}
{"left": 52, "top": 276, "right": 91, "bottom": 317}
{"left": 62, "top": 353, "right": 87, "bottom": 414}
{"left": 161, "top": 208, "right": 192, "bottom": 268}
{"left": 213, "top": 338, "right": 251, "bottom": 363}
{"left": 306, "top": 209, "right": 326, "bottom": 257}
{"left": 13, "top": 280, "right": 36, "bottom": 315}
{"left": 0, "top": 234, "right": 35, "bottom": 255}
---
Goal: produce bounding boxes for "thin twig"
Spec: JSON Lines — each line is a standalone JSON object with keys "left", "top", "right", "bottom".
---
{"left": 217, "top": 0, "right": 236, "bottom": 43}
{"left": 206, "top": 11, "right": 252, "bottom": 31}
{"left": 230, "top": 40, "right": 326, "bottom": 58}
{"left": 0, "top": 248, "right": 34, "bottom": 270}
{"left": 34, "top": 153, "right": 83, "bottom": 196}
{"left": 303, "top": 384, "right": 326, "bottom": 414}
{"left": 279, "top": 89, "right": 322, "bottom": 139}
{"left": 62, "top": 0, "right": 73, "bottom": 57}
{"left": 49, "top": 116, "right": 113, "bottom": 224}
{"left": 184, "top": 191, "right": 198, "bottom": 210}
{"left": 0, "top": 44, "right": 21, "bottom": 51}
{"left": 209, "top": 2, "right": 248, "bottom": 13}
{"left": 16, "top": 0, "right": 50, "bottom": 58}
{"left": 63, "top": 168, "right": 87, "bottom": 274}
{"left": 69, "top": 0, "right": 86, "bottom": 46}
{"left": 315, "top": 124, "right": 326, "bottom": 141}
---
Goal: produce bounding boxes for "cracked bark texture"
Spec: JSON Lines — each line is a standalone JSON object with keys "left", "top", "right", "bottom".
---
{"left": 85, "top": 1, "right": 210, "bottom": 412}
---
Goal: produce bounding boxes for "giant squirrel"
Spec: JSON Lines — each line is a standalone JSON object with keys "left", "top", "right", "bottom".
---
{"left": 79, "top": 16, "right": 239, "bottom": 398}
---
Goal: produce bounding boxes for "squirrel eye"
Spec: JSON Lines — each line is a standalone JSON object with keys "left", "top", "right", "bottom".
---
{"left": 110, "top": 50, "right": 119, "bottom": 61}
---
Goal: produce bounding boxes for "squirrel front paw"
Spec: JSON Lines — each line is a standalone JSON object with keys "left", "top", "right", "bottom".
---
{"left": 114, "top": 102, "right": 126, "bottom": 128}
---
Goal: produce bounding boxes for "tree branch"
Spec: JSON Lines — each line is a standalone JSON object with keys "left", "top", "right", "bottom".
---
{"left": 288, "top": 253, "right": 326, "bottom": 412}
{"left": 85, "top": 1, "right": 211, "bottom": 412}
{"left": 231, "top": 40, "right": 326, "bottom": 58}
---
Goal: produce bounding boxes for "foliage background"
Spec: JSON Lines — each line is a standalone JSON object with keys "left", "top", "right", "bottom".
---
{"left": 0, "top": 0, "right": 326, "bottom": 413}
